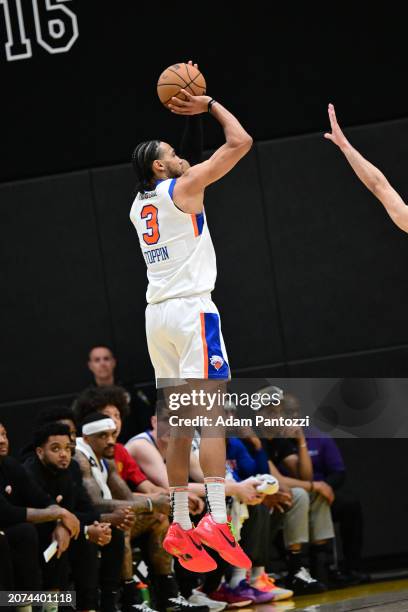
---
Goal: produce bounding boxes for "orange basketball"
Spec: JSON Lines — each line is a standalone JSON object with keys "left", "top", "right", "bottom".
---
{"left": 157, "top": 63, "right": 206, "bottom": 107}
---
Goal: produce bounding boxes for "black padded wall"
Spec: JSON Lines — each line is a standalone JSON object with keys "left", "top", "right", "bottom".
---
{"left": 288, "top": 347, "right": 408, "bottom": 378}
{"left": 338, "top": 438, "right": 408, "bottom": 558}
{"left": 0, "top": 172, "right": 113, "bottom": 401}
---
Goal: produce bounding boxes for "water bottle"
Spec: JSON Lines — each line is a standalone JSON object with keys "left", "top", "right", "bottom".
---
{"left": 136, "top": 581, "right": 150, "bottom": 604}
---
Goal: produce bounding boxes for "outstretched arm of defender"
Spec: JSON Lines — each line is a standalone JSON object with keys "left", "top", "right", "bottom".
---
{"left": 170, "top": 91, "right": 253, "bottom": 193}
{"left": 325, "top": 103, "right": 408, "bottom": 233}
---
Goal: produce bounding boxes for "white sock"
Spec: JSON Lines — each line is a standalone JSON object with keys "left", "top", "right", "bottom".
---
{"left": 170, "top": 486, "right": 192, "bottom": 530}
{"left": 251, "top": 566, "right": 265, "bottom": 582}
{"left": 204, "top": 477, "right": 227, "bottom": 523}
{"left": 229, "top": 567, "right": 247, "bottom": 589}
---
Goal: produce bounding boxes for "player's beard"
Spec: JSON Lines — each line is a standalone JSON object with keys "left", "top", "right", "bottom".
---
{"left": 165, "top": 162, "right": 183, "bottom": 179}
{"left": 43, "top": 458, "right": 70, "bottom": 474}
{"left": 103, "top": 444, "right": 115, "bottom": 459}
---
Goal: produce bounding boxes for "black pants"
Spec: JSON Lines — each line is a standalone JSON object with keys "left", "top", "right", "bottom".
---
{"left": 99, "top": 526, "right": 125, "bottom": 592}
{"left": 69, "top": 533, "right": 99, "bottom": 610}
{"left": 331, "top": 492, "right": 363, "bottom": 571}
{"left": 2, "top": 523, "right": 42, "bottom": 591}
{"left": 70, "top": 526, "right": 124, "bottom": 610}
{"left": 0, "top": 531, "right": 15, "bottom": 590}
{"left": 35, "top": 522, "right": 70, "bottom": 590}
{"left": 240, "top": 504, "right": 272, "bottom": 567}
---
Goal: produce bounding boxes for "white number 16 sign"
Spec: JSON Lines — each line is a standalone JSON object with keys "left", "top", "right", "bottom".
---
{"left": 0, "top": 0, "right": 78, "bottom": 61}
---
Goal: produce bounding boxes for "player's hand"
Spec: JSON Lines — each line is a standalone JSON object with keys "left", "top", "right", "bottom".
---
{"left": 247, "top": 492, "right": 265, "bottom": 506}
{"left": 313, "top": 481, "right": 335, "bottom": 505}
{"left": 187, "top": 60, "right": 199, "bottom": 70}
{"left": 324, "top": 103, "right": 349, "bottom": 150}
{"left": 87, "top": 521, "right": 112, "bottom": 546}
{"left": 168, "top": 91, "right": 211, "bottom": 116}
{"left": 263, "top": 491, "right": 292, "bottom": 513}
{"left": 235, "top": 477, "right": 262, "bottom": 504}
{"left": 278, "top": 482, "right": 293, "bottom": 499}
{"left": 150, "top": 492, "right": 171, "bottom": 515}
{"left": 109, "top": 506, "right": 135, "bottom": 531}
{"left": 52, "top": 524, "right": 71, "bottom": 558}
{"left": 59, "top": 508, "right": 80, "bottom": 539}
{"left": 284, "top": 424, "right": 304, "bottom": 441}
{"left": 188, "top": 492, "right": 205, "bottom": 515}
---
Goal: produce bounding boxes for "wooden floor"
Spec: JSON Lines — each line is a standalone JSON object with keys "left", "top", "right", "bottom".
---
{"left": 249, "top": 579, "right": 408, "bottom": 611}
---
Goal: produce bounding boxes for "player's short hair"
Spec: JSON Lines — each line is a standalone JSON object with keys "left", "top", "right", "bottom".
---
{"left": 36, "top": 405, "right": 76, "bottom": 427}
{"left": 34, "top": 422, "right": 71, "bottom": 448}
{"left": 132, "top": 140, "right": 162, "bottom": 193}
{"left": 73, "top": 385, "right": 130, "bottom": 425}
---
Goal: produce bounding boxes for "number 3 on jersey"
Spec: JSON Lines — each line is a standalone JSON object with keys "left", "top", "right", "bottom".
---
{"left": 141, "top": 204, "right": 160, "bottom": 245}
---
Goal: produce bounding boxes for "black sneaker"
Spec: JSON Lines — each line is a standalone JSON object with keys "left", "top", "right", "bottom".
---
{"left": 287, "top": 566, "right": 327, "bottom": 595}
{"left": 165, "top": 594, "right": 209, "bottom": 612}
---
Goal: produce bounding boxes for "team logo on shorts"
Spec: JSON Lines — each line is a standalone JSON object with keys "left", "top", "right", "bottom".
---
{"left": 210, "top": 355, "right": 224, "bottom": 371}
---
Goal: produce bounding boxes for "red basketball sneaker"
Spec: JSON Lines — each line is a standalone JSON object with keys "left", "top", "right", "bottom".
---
{"left": 163, "top": 523, "right": 217, "bottom": 572}
{"left": 194, "top": 514, "right": 252, "bottom": 569}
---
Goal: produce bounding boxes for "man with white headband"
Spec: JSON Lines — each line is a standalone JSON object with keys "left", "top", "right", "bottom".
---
{"left": 75, "top": 413, "right": 129, "bottom": 612}
{"left": 75, "top": 413, "right": 205, "bottom": 612}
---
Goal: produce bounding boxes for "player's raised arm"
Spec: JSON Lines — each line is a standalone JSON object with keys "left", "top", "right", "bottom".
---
{"left": 169, "top": 91, "right": 253, "bottom": 194}
{"left": 324, "top": 103, "right": 408, "bottom": 233}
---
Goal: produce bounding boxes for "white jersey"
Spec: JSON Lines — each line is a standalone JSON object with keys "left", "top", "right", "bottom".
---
{"left": 130, "top": 178, "right": 217, "bottom": 304}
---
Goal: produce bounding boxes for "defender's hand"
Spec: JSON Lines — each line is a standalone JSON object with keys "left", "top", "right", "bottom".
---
{"left": 168, "top": 90, "right": 211, "bottom": 116}
{"left": 324, "top": 103, "right": 349, "bottom": 150}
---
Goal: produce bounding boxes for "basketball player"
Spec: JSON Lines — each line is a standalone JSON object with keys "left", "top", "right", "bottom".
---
{"left": 130, "top": 90, "right": 253, "bottom": 572}
{"left": 325, "top": 103, "right": 408, "bottom": 232}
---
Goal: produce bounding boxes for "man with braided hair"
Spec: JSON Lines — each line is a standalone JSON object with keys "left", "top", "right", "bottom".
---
{"left": 130, "top": 62, "right": 253, "bottom": 572}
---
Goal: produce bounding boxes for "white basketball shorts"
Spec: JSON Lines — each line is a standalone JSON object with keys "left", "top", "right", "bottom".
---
{"left": 145, "top": 293, "right": 230, "bottom": 384}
